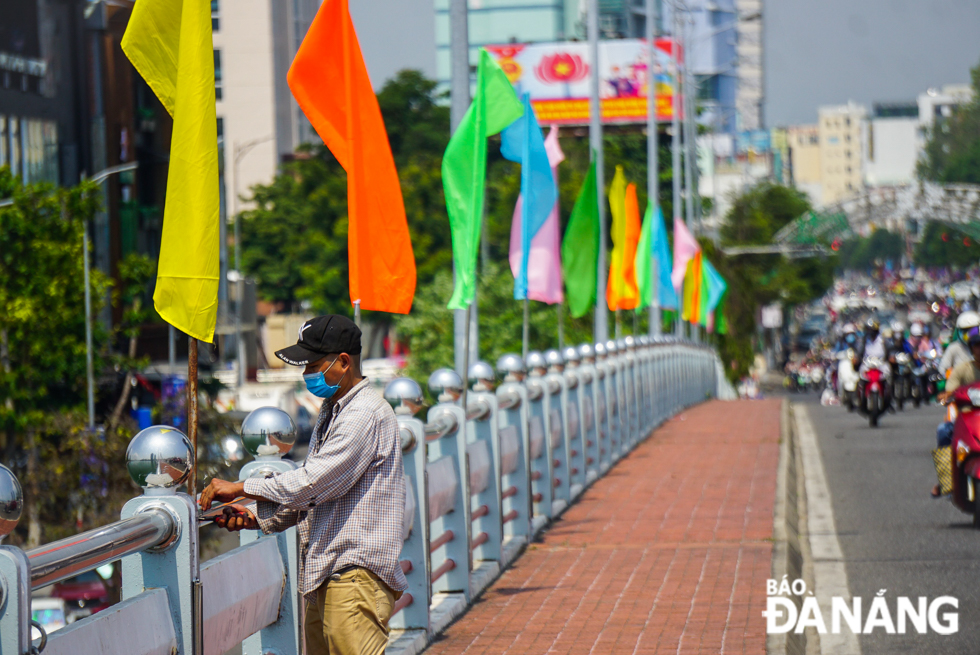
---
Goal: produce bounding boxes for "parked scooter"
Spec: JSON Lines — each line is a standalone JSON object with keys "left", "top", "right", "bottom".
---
{"left": 948, "top": 382, "right": 980, "bottom": 527}
{"left": 859, "top": 357, "right": 891, "bottom": 427}
{"left": 838, "top": 350, "right": 859, "bottom": 412}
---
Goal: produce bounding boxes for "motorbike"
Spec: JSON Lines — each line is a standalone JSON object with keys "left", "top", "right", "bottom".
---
{"left": 859, "top": 357, "right": 891, "bottom": 427}
{"left": 948, "top": 382, "right": 980, "bottom": 527}
{"left": 912, "top": 349, "right": 942, "bottom": 406}
{"left": 893, "top": 352, "right": 913, "bottom": 410}
{"left": 838, "top": 353, "right": 859, "bottom": 412}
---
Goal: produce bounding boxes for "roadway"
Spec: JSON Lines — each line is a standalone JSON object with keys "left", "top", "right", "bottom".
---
{"left": 803, "top": 394, "right": 980, "bottom": 653}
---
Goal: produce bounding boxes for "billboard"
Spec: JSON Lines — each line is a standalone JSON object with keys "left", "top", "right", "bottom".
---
{"left": 486, "top": 39, "right": 681, "bottom": 126}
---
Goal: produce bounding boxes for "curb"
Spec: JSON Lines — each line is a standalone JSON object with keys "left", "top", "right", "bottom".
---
{"left": 767, "top": 399, "right": 808, "bottom": 655}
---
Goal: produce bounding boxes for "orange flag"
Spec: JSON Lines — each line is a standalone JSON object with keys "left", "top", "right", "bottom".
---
{"left": 606, "top": 181, "right": 642, "bottom": 310}
{"left": 287, "top": 0, "right": 416, "bottom": 313}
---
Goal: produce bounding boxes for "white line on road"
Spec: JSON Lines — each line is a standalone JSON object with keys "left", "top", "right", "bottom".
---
{"left": 794, "top": 403, "right": 862, "bottom": 655}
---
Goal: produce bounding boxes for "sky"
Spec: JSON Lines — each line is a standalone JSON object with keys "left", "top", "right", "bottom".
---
{"left": 349, "top": 0, "right": 980, "bottom": 126}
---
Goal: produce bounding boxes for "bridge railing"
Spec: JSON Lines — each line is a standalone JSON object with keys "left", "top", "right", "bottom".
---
{"left": 0, "top": 336, "right": 732, "bottom": 655}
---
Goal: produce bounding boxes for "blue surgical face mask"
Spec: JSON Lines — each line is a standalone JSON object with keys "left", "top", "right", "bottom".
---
{"left": 304, "top": 358, "right": 345, "bottom": 399}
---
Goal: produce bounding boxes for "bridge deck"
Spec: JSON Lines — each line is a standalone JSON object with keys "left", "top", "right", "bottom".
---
{"left": 423, "top": 399, "right": 781, "bottom": 655}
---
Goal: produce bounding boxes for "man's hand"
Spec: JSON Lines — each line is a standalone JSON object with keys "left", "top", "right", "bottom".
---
{"left": 213, "top": 504, "right": 258, "bottom": 532}
{"left": 199, "top": 478, "right": 246, "bottom": 511}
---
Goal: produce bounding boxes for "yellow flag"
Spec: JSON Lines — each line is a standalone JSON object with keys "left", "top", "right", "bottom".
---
{"left": 122, "top": 0, "right": 219, "bottom": 342}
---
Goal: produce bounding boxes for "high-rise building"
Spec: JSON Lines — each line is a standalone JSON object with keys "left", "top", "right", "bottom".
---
{"left": 734, "top": 0, "right": 762, "bottom": 131}
{"left": 786, "top": 125, "right": 821, "bottom": 204}
{"left": 212, "top": 0, "right": 320, "bottom": 218}
{"left": 817, "top": 102, "right": 865, "bottom": 206}
{"left": 917, "top": 84, "right": 973, "bottom": 130}
{"left": 863, "top": 102, "right": 919, "bottom": 188}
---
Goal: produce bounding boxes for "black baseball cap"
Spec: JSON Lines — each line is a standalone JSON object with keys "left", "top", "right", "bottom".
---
{"left": 275, "top": 315, "right": 362, "bottom": 366}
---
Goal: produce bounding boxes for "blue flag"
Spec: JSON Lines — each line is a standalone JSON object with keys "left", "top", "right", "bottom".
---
{"left": 703, "top": 257, "right": 727, "bottom": 312}
{"left": 501, "top": 93, "right": 556, "bottom": 300}
{"left": 652, "top": 205, "right": 678, "bottom": 310}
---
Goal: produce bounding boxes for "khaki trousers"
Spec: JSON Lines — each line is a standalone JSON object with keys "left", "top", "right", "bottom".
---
{"left": 304, "top": 567, "right": 400, "bottom": 655}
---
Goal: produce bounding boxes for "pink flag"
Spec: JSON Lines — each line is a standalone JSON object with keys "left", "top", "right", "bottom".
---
{"left": 509, "top": 125, "right": 565, "bottom": 304}
{"left": 671, "top": 217, "right": 700, "bottom": 293}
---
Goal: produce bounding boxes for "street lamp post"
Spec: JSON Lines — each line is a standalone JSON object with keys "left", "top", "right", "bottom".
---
{"left": 232, "top": 136, "right": 273, "bottom": 387}
{"left": 83, "top": 161, "right": 139, "bottom": 429}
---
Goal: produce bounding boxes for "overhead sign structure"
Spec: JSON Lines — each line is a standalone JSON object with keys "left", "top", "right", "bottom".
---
{"left": 486, "top": 38, "right": 681, "bottom": 126}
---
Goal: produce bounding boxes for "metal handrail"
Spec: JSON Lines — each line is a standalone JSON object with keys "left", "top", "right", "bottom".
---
{"left": 424, "top": 410, "right": 459, "bottom": 441}
{"left": 465, "top": 399, "right": 491, "bottom": 421}
{"left": 27, "top": 508, "right": 175, "bottom": 589}
{"left": 497, "top": 390, "right": 521, "bottom": 410}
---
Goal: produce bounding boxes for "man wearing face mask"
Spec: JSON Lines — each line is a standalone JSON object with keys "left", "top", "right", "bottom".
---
{"left": 198, "top": 314, "right": 407, "bottom": 655}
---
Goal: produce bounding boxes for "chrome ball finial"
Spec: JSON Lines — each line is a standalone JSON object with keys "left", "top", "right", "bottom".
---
{"left": 496, "top": 353, "right": 527, "bottom": 380}
{"left": 593, "top": 342, "right": 607, "bottom": 359}
{"left": 578, "top": 343, "right": 595, "bottom": 361}
{"left": 468, "top": 361, "right": 497, "bottom": 391}
{"left": 563, "top": 346, "right": 581, "bottom": 367}
{"left": 126, "top": 426, "right": 194, "bottom": 493}
{"left": 241, "top": 407, "right": 297, "bottom": 458}
{"left": 0, "top": 464, "right": 23, "bottom": 540}
{"left": 605, "top": 340, "right": 619, "bottom": 354}
{"left": 637, "top": 335, "right": 650, "bottom": 347}
{"left": 623, "top": 336, "right": 636, "bottom": 350}
{"left": 384, "top": 377, "right": 425, "bottom": 416}
{"left": 428, "top": 368, "right": 464, "bottom": 402}
{"left": 525, "top": 350, "right": 547, "bottom": 374}
{"left": 544, "top": 349, "right": 564, "bottom": 369}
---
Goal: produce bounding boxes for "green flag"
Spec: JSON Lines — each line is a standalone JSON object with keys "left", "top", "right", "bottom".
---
{"left": 444, "top": 49, "right": 523, "bottom": 309}
{"left": 635, "top": 202, "right": 653, "bottom": 312}
{"left": 561, "top": 159, "right": 600, "bottom": 318}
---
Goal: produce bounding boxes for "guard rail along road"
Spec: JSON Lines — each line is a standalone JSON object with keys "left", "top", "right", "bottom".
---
{"left": 0, "top": 335, "right": 735, "bottom": 655}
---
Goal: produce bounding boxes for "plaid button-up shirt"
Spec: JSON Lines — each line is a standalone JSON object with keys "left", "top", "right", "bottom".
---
{"left": 244, "top": 378, "right": 408, "bottom": 600}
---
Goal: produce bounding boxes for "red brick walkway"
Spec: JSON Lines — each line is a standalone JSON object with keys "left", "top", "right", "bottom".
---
{"left": 425, "top": 399, "right": 781, "bottom": 655}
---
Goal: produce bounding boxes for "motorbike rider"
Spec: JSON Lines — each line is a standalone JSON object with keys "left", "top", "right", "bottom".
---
{"left": 939, "top": 310, "right": 980, "bottom": 376}
{"left": 856, "top": 318, "right": 891, "bottom": 410}
{"left": 934, "top": 326, "right": 980, "bottom": 496}
{"left": 838, "top": 323, "right": 859, "bottom": 353}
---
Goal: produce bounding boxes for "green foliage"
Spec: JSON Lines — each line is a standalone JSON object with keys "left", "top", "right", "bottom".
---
{"left": 919, "top": 59, "right": 980, "bottom": 184}
{"left": 914, "top": 221, "right": 980, "bottom": 268}
{"left": 712, "top": 182, "right": 836, "bottom": 380}
{"left": 0, "top": 168, "right": 109, "bottom": 436}
{"left": 396, "top": 261, "right": 596, "bottom": 387}
{"left": 836, "top": 229, "right": 905, "bottom": 270}
{"left": 239, "top": 70, "right": 453, "bottom": 315}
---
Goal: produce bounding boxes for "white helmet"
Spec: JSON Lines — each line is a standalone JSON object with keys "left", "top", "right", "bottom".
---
{"left": 842, "top": 323, "right": 856, "bottom": 334}
{"left": 956, "top": 311, "right": 980, "bottom": 330}
{"left": 910, "top": 323, "right": 924, "bottom": 337}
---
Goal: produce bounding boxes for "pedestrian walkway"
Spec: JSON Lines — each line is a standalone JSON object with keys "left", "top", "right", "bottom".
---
{"left": 424, "top": 399, "right": 781, "bottom": 655}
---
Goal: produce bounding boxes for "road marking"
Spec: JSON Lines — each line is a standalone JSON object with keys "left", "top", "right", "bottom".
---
{"left": 795, "top": 403, "right": 861, "bottom": 655}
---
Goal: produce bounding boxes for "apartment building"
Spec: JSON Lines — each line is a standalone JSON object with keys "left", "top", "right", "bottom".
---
{"left": 786, "top": 124, "right": 820, "bottom": 204}
{"left": 817, "top": 102, "right": 865, "bottom": 205}
{"left": 211, "top": 0, "right": 320, "bottom": 217}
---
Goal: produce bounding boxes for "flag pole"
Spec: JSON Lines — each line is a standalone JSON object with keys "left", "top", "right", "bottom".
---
{"left": 615, "top": 309, "right": 622, "bottom": 340}
{"left": 680, "top": 10, "right": 699, "bottom": 343}
{"left": 522, "top": 298, "right": 530, "bottom": 359}
{"left": 461, "top": 305, "right": 471, "bottom": 409}
{"left": 557, "top": 302, "right": 565, "bottom": 351}
{"left": 587, "top": 0, "right": 608, "bottom": 344}
{"left": 187, "top": 336, "right": 199, "bottom": 497}
{"left": 450, "top": 0, "right": 471, "bottom": 378}
{"left": 646, "top": 0, "right": 661, "bottom": 337}
{"left": 670, "top": 0, "right": 684, "bottom": 340}
{"left": 353, "top": 299, "right": 361, "bottom": 327}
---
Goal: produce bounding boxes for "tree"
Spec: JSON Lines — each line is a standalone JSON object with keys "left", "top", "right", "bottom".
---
{"left": 239, "top": 70, "right": 453, "bottom": 314}
{"left": 914, "top": 221, "right": 980, "bottom": 268}
{"left": 919, "top": 58, "right": 980, "bottom": 184}
{"left": 837, "top": 229, "right": 905, "bottom": 270}
{"left": 711, "top": 182, "right": 836, "bottom": 379}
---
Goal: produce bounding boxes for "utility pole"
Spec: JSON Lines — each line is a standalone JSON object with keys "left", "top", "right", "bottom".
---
{"left": 450, "top": 0, "right": 478, "bottom": 376}
{"left": 671, "top": 1, "right": 683, "bottom": 339}
{"left": 588, "top": 0, "right": 608, "bottom": 343}
{"left": 646, "top": 0, "right": 660, "bottom": 336}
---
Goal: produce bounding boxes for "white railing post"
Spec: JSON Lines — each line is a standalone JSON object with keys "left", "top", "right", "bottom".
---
{"left": 495, "top": 354, "right": 533, "bottom": 564}
{"left": 385, "top": 378, "right": 432, "bottom": 633}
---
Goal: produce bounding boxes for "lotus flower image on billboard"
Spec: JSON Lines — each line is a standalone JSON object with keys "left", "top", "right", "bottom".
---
{"left": 486, "top": 39, "right": 681, "bottom": 126}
